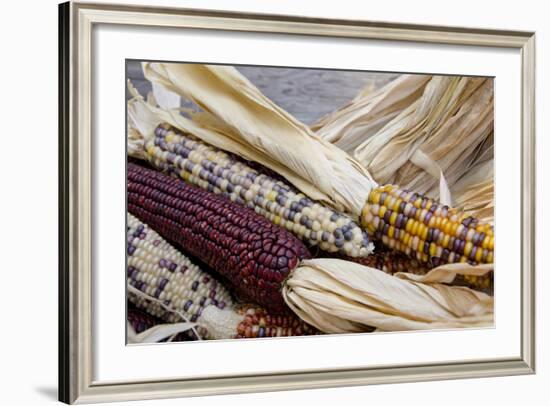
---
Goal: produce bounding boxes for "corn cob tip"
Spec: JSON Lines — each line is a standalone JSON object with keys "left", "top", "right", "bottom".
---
{"left": 199, "top": 306, "right": 244, "bottom": 340}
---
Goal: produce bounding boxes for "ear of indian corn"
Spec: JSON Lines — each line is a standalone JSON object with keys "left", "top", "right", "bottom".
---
{"left": 127, "top": 163, "right": 311, "bottom": 313}
{"left": 127, "top": 212, "right": 233, "bottom": 339}
{"left": 361, "top": 184, "right": 494, "bottom": 265}
{"left": 140, "top": 123, "right": 372, "bottom": 258}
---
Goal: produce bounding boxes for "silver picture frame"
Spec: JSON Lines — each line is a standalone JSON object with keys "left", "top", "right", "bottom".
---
{"left": 58, "top": 1, "right": 536, "bottom": 403}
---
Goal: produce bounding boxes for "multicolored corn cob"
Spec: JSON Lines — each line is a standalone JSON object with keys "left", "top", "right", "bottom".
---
{"left": 361, "top": 184, "right": 494, "bottom": 265}
{"left": 127, "top": 213, "right": 233, "bottom": 338}
{"left": 128, "top": 163, "right": 311, "bottom": 313}
{"left": 140, "top": 124, "right": 372, "bottom": 257}
{"left": 234, "top": 305, "right": 318, "bottom": 338}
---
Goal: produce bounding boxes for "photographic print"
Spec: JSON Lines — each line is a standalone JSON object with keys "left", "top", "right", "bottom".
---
{"left": 126, "top": 61, "right": 494, "bottom": 344}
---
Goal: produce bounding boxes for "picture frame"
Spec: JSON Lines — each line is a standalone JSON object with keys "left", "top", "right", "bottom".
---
{"left": 59, "top": 1, "right": 536, "bottom": 404}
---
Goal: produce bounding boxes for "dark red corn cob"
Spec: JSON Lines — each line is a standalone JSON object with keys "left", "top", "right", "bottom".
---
{"left": 235, "top": 305, "right": 319, "bottom": 338}
{"left": 127, "top": 163, "right": 311, "bottom": 313}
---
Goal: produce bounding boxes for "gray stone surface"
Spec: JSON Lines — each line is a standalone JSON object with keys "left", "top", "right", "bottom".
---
{"left": 126, "top": 61, "right": 398, "bottom": 125}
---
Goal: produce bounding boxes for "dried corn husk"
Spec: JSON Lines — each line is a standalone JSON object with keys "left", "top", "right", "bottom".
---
{"left": 283, "top": 259, "right": 493, "bottom": 333}
{"left": 313, "top": 74, "right": 431, "bottom": 153}
{"left": 140, "top": 62, "right": 377, "bottom": 215}
{"left": 347, "top": 76, "right": 493, "bottom": 200}
{"left": 451, "top": 159, "right": 494, "bottom": 224}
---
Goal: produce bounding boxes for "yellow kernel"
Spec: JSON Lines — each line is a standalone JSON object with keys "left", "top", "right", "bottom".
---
{"left": 488, "top": 236, "right": 494, "bottom": 250}
{"left": 411, "top": 221, "right": 419, "bottom": 236}
{"left": 434, "top": 217, "right": 442, "bottom": 229}
{"left": 429, "top": 243, "right": 437, "bottom": 257}
{"left": 405, "top": 218, "right": 414, "bottom": 233}
{"left": 402, "top": 233, "right": 411, "bottom": 246}
{"left": 464, "top": 241, "right": 473, "bottom": 257}
{"left": 482, "top": 236, "right": 491, "bottom": 249}
{"left": 389, "top": 212, "right": 398, "bottom": 225}
{"left": 266, "top": 191, "right": 277, "bottom": 201}
{"left": 388, "top": 226, "right": 395, "bottom": 239}
{"left": 392, "top": 198, "right": 401, "bottom": 212}
{"left": 370, "top": 191, "right": 380, "bottom": 204}
{"left": 379, "top": 205, "right": 387, "bottom": 219}
{"left": 424, "top": 200, "right": 432, "bottom": 211}
{"left": 487, "top": 251, "right": 494, "bottom": 263}
{"left": 475, "top": 247, "right": 483, "bottom": 262}
{"left": 442, "top": 234, "right": 450, "bottom": 248}
{"left": 273, "top": 216, "right": 281, "bottom": 225}
{"left": 361, "top": 205, "right": 371, "bottom": 225}
{"left": 146, "top": 144, "right": 155, "bottom": 156}
{"left": 414, "top": 198, "right": 422, "bottom": 209}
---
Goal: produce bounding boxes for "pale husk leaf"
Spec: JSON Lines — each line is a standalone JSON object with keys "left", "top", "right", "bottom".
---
{"left": 313, "top": 74, "right": 431, "bottom": 153}
{"left": 351, "top": 76, "right": 493, "bottom": 200}
{"left": 127, "top": 321, "right": 197, "bottom": 344}
{"left": 451, "top": 159, "right": 494, "bottom": 223}
{"left": 141, "top": 62, "right": 377, "bottom": 215}
{"left": 283, "top": 259, "right": 493, "bottom": 333}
